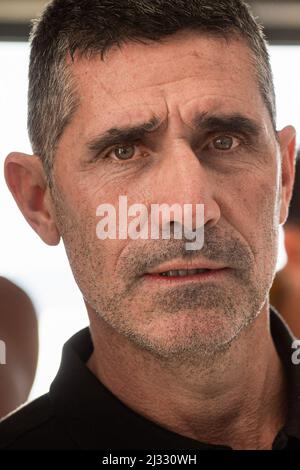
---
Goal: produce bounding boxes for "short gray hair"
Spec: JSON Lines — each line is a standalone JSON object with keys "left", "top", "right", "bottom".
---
{"left": 28, "top": 0, "right": 276, "bottom": 182}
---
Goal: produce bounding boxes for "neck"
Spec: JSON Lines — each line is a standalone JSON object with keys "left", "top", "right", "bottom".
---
{"left": 87, "top": 304, "right": 287, "bottom": 450}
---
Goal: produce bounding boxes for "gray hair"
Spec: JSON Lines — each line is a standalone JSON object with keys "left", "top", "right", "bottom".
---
{"left": 28, "top": 0, "right": 276, "bottom": 182}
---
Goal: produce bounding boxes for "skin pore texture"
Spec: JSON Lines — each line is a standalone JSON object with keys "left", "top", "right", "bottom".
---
{"left": 5, "top": 31, "right": 296, "bottom": 449}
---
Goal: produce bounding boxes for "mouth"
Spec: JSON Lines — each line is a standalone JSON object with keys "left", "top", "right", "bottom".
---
{"left": 143, "top": 267, "right": 230, "bottom": 284}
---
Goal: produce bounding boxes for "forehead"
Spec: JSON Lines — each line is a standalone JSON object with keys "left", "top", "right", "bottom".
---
{"left": 67, "top": 31, "right": 269, "bottom": 136}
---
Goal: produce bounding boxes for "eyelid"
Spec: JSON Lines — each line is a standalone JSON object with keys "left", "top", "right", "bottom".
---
{"left": 93, "top": 132, "right": 249, "bottom": 164}
{"left": 216, "top": 135, "right": 240, "bottom": 144}
{"left": 204, "top": 133, "right": 244, "bottom": 150}
{"left": 103, "top": 141, "right": 143, "bottom": 162}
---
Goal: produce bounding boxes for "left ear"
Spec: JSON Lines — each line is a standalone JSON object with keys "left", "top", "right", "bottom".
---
{"left": 277, "top": 126, "right": 297, "bottom": 225}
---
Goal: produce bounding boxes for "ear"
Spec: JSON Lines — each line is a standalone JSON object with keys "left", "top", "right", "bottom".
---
{"left": 278, "top": 126, "right": 297, "bottom": 225}
{"left": 4, "top": 152, "right": 60, "bottom": 246}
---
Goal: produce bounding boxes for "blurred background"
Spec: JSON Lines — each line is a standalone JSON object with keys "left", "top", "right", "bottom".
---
{"left": 0, "top": 0, "right": 299, "bottom": 400}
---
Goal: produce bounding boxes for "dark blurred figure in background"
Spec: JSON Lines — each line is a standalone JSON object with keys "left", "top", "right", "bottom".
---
{"left": 270, "top": 154, "right": 300, "bottom": 337}
{"left": 0, "top": 277, "right": 38, "bottom": 419}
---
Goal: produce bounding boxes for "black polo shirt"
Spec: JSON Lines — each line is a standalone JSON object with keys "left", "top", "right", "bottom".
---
{"left": 0, "top": 307, "right": 300, "bottom": 450}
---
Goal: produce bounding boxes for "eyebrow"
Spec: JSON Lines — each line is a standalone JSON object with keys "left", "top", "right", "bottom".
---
{"left": 191, "top": 112, "right": 262, "bottom": 138}
{"left": 86, "top": 116, "right": 162, "bottom": 155}
{"left": 85, "top": 112, "right": 262, "bottom": 156}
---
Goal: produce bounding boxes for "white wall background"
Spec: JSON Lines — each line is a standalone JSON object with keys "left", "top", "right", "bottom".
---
{"left": 0, "top": 42, "right": 299, "bottom": 400}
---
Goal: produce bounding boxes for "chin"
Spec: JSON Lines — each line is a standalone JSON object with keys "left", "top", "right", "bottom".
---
{"left": 126, "top": 312, "right": 245, "bottom": 360}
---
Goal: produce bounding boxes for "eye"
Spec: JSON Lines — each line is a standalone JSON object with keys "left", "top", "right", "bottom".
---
{"left": 208, "top": 135, "right": 240, "bottom": 151}
{"left": 111, "top": 145, "right": 136, "bottom": 160}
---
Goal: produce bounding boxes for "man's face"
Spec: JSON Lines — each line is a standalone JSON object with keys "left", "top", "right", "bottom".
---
{"left": 51, "top": 31, "right": 283, "bottom": 359}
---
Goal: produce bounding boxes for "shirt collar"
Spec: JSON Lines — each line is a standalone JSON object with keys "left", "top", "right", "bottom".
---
{"left": 49, "top": 307, "right": 300, "bottom": 449}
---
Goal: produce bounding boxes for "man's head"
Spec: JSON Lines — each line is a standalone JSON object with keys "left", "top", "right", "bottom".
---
{"left": 5, "top": 0, "right": 296, "bottom": 362}
{"left": 27, "top": 0, "right": 277, "bottom": 182}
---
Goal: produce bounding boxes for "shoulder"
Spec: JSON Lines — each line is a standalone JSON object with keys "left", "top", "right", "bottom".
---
{"left": 0, "top": 393, "right": 76, "bottom": 449}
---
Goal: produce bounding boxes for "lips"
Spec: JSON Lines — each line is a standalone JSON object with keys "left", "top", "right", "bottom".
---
{"left": 142, "top": 260, "right": 230, "bottom": 284}
{"left": 158, "top": 268, "right": 211, "bottom": 277}
{"left": 143, "top": 268, "right": 229, "bottom": 285}
{"left": 146, "top": 260, "right": 227, "bottom": 276}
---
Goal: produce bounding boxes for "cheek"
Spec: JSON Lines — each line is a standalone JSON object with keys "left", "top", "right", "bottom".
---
{"left": 52, "top": 188, "right": 101, "bottom": 283}
{"left": 233, "top": 175, "right": 280, "bottom": 276}
{"left": 57, "top": 191, "right": 130, "bottom": 296}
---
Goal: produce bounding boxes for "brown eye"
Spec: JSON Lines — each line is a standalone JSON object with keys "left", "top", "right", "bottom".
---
{"left": 210, "top": 135, "right": 238, "bottom": 151}
{"left": 113, "top": 145, "right": 136, "bottom": 160}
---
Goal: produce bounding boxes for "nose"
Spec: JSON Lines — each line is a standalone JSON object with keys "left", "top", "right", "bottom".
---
{"left": 149, "top": 140, "right": 221, "bottom": 233}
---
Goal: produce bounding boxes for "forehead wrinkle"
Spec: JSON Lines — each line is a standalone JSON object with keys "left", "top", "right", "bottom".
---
{"left": 73, "top": 37, "right": 252, "bottom": 98}
{"left": 107, "top": 70, "right": 259, "bottom": 120}
{"left": 67, "top": 62, "right": 169, "bottom": 139}
{"left": 67, "top": 39, "right": 266, "bottom": 147}
{"left": 70, "top": 39, "right": 258, "bottom": 124}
